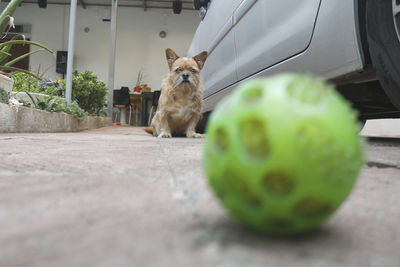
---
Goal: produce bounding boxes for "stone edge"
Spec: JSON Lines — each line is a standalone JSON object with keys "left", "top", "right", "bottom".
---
{"left": 0, "top": 103, "right": 111, "bottom": 133}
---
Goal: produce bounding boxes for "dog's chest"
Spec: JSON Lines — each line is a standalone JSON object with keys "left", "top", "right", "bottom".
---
{"left": 171, "top": 106, "right": 192, "bottom": 121}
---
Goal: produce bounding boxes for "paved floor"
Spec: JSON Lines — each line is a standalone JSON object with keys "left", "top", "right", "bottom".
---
{"left": 361, "top": 118, "right": 400, "bottom": 138}
{"left": 0, "top": 126, "right": 399, "bottom": 267}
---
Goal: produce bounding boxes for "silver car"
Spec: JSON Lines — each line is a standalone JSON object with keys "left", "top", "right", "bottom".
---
{"left": 188, "top": 0, "right": 400, "bottom": 131}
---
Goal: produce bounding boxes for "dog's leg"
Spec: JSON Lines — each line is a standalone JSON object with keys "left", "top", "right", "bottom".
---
{"left": 150, "top": 114, "right": 160, "bottom": 137}
{"left": 157, "top": 112, "right": 172, "bottom": 138}
{"left": 186, "top": 113, "right": 201, "bottom": 138}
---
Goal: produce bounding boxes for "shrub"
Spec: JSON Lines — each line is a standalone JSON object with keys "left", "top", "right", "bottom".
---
{"left": 63, "top": 101, "right": 88, "bottom": 121}
{"left": 25, "top": 92, "right": 88, "bottom": 121}
{"left": 12, "top": 72, "right": 40, "bottom": 93}
{"left": 12, "top": 69, "right": 107, "bottom": 116}
{"left": 12, "top": 72, "right": 61, "bottom": 97}
{"left": 60, "top": 70, "right": 107, "bottom": 115}
{"left": 0, "top": 87, "right": 9, "bottom": 104}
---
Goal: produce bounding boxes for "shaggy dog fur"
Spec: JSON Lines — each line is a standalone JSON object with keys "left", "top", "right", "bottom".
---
{"left": 144, "top": 48, "right": 208, "bottom": 138}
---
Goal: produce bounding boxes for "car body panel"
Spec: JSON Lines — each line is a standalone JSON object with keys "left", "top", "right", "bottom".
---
{"left": 187, "top": 0, "right": 365, "bottom": 113}
{"left": 200, "top": 19, "right": 238, "bottom": 97}
{"left": 187, "top": 0, "right": 242, "bottom": 53}
{"left": 187, "top": 0, "right": 243, "bottom": 98}
{"left": 234, "top": 0, "right": 321, "bottom": 82}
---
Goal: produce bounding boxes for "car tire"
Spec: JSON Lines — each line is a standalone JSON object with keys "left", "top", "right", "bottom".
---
{"left": 196, "top": 111, "right": 210, "bottom": 134}
{"left": 366, "top": 0, "right": 400, "bottom": 110}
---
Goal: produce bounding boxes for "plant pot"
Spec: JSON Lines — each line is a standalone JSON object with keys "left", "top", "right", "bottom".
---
{"left": 10, "top": 92, "right": 48, "bottom": 105}
{"left": 0, "top": 74, "right": 14, "bottom": 93}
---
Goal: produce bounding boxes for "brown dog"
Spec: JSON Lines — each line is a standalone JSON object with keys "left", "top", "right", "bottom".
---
{"left": 144, "top": 48, "right": 208, "bottom": 138}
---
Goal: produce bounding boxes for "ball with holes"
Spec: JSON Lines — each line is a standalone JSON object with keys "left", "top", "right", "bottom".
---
{"left": 203, "top": 73, "right": 364, "bottom": 235}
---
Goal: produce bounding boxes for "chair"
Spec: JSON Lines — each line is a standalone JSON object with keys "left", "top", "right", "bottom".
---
{"left": 147, "top": 90, "right": 161, "bottom": 126}
{"left": 113, "top": 87, "right": 133, "bottom": 125}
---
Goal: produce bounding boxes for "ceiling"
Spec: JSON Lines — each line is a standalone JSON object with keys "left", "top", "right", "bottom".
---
{"left": 18, "top": 0, "right": 196, "bottom": 10}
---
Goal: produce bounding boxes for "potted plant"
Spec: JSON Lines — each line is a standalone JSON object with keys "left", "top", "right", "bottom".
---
{"left": 141, "top": 83, "right": 151, "bottom": 92}
{"left": 134, "top": 70, "right": 143, "bottom": 93}
{"left": 0, "top": 0, "right": 54, "bottom": 93}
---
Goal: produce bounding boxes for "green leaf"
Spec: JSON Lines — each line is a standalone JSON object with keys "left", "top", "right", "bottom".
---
{"left": 5, "top": 49, "right": 46, "bottom": 67}
{"left": 0, "top": 35, "right": 25, "bottom": 64}
{"left": 0, "top": 50, "right": 11, "bottom": 57}
{"left": 0, "top": 66, "right": 41, "bottom": 79}
{"left": 46, "top": 97, "right": 58, "bottom": 111}
{"left": 0, "top": 40, "right": 54, "bottom": 55}
{"left": 24, "top": 91, "right": 38, "bottom": 107}
{"left": 0, "top": 88, "right": 10, "bottom": 104}
{"left": 0, "top": 43, "right": 13, "bottom": 65}
{"left": 0, "top": 0, "right": 23, "bottom": 34}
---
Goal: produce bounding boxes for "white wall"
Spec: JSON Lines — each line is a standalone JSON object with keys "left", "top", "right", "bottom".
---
{"left": 1, "top": 3, "right": 200, "bottom": 91}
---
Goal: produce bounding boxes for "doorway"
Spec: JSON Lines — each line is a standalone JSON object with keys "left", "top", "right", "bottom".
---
{"left": 0, "top": 37, "right": 30, "bottom": 71}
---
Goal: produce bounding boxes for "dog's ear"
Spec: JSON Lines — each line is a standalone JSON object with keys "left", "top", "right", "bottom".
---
{"left": 165, "top": 48, "right": 180, "bottom": 70}
{"left": 193, "top": 51, "right": 208, "bottom": 70}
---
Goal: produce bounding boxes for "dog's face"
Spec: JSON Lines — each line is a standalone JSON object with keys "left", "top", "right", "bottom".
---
{"left": 165, "top": 48, "right": 208, "bottom": 89}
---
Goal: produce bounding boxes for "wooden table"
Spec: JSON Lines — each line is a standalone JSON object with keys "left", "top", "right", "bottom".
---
{"left": 129, "top": 92, "right": 142, "bottom": 126}
{"left": 140, "top": 92, "right": 154, "bottom": 126}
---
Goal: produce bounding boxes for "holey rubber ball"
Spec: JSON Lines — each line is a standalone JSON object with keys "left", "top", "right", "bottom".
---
{"left": 203, "top": 74, "right": 364, "bottom": 235}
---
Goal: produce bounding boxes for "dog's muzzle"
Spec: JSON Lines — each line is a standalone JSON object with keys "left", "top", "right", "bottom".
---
{"left": 182, "top": 74, "right": 190, "bottom": 83}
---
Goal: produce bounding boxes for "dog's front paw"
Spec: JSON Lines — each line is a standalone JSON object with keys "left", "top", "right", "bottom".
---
{"left": 187, "top": 131, "right": 202, "bottom": 138}
{"left": 158, "top": 132, "right": 172, "bottom": 138}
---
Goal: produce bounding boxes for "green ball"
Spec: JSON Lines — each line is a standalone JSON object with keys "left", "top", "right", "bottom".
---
{"left": 203, "top": 74, "right": 364, "bottom": 235}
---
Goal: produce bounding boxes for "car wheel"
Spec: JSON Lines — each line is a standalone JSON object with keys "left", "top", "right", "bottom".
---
{"left": 196, "top": 111, "right": 210, "bottom": 134}
{"left": 366, "top": 0, "right": 400, "bottom": 110}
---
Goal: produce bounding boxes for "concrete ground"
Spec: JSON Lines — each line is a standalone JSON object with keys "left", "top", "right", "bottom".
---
{"left": 0, "top": 124, "right": 399, "bottom": 267}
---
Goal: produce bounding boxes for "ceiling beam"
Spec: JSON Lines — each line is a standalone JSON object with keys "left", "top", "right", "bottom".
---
{"left": 20, "top": 0, "right": 194, "bottom": 9}
{"left": 6, "top": 0, "right": 194, "bottom": 3}
{"left": 145, "top": 0, "right": 192, "bottom": 2}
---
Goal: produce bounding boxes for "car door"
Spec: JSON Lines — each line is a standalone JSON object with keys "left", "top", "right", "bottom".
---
{"left": 187, "top": 0, "right": 243, "bottom": 98}
{"left": 234, "top": 0, "right": 322, "bottom": 81}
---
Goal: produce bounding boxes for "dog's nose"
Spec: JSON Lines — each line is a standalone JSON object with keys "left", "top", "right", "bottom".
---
{"left": 182, "top": 74, "right": 189, "bottom": 80}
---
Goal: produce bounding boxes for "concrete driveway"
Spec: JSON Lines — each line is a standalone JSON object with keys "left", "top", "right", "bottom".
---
{"left": 0, "top": 126, "right": 399, "bottom": 267}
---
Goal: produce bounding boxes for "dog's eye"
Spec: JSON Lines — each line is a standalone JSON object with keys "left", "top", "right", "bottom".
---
{"left": 190, "top": 68, "right": 198, "bottom": 73}
{"left": 175, "top": 68, "right": 183, "bottom": 73}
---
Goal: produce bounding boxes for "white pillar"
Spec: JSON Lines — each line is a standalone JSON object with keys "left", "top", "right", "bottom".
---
{"left": 65, "top": 0, "right": 78, "bottom": 104}
{"left": 107, "top": 0, "right": 118, "bottom": 117}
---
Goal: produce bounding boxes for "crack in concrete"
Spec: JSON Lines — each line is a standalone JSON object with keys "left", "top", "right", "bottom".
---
{"left": 367, "top": 137, "right": 400, "bottom": 147}
{"left": 366, "top": 161, "right": 400, "bottom": 170}
{"left": 157, "top": 139, "right": 180, "bottom": 185}
{"left": 0, "top": 138, "right": 14, "bottom": 141}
